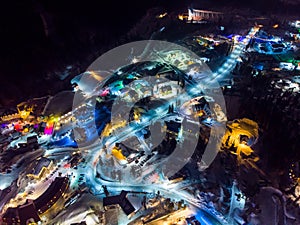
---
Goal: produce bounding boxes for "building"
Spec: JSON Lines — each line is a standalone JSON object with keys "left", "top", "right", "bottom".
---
{"left": 17, "top": 103, "right": 34, "bottom": 120}
{"left": 2, "top": 177, "right": 69, "bottom": 225}
{"left": 103, "top": 191, "right": 135, "bottom": 216}
{"left": 153, "top": 81, "right": 181, "bottom": 100}
{"left": 221, "top": 118, "right": 259, "bottom": 162}
{"left": 33, "top": 177, "right": 69, "bottom": 214}
{"left": 27, "top": 157, "right": 53, "bottom": 180}
{"left": 180, "top": 96, "right": 211, "bottom": 119}
{"left": 2, "top": 201, "right": 40, "bottom": 225}
{"left": 103, "top": 205, "right": 120, "bottom": 225}
{"left": 222, "top": 118, "right": 259, "bottom": 148}
{"left": 3, "top": 177, "right": 69, "bottom": 224}
{"left": 0, "top": 113, "right": 20, "bottom": 122}
{"left": 0, "top": 101, "right": 37, "bottom": 122}
{"left": 187, "top": 8, "right": 224, "bottom": 23}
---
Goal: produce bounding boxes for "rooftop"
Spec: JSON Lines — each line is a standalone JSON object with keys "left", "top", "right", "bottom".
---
{"left": 30, "top": 157, "right": 52, "bottom": 176}
{"left": 103, "top": 191, "right": 135, "bottom": 215}
{"left": 33, "top": 177, "right": 69, "bottom": 211}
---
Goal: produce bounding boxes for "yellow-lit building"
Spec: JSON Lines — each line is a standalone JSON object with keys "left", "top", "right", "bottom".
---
{"left": 222, "top": 118, "right": 258, "bottom": 148}
{"left": 2, "top": 177, "right": 70, "bottom": 224}
{"left": 102, "top": 119, "right": 127, "bottom": 137}
{"left": 17, "top": 102, "right": 34, "bottom": 120}
{"left": 33, "top": 177, "right": 69, "bottom": 215}
{"left": 0, "top": 113, "right": 20, "bottom": 122}
{"left": 0, "top": 103, "right": 34, "bottom": 122}
{"left": 221, "top": 118, "right": 259, "bottom": 161}
{"left": 111, "top": 145, "right": 127, "bottom": 161}
{"left": 145, "top": 208, "right": 191, "bottom": 225}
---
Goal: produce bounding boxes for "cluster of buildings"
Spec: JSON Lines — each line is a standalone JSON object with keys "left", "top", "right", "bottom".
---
{"left": 2, "top": 177, "right": 69, "bottom": 225}
{"left": 0, "top": 4, "right": 300, "bottom": 225}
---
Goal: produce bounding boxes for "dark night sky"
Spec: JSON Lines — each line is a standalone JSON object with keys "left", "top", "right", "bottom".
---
{"left": 0, "top": 0, "right": 296, "bottom": 106}
{"left": 0, "top": 0, "right": 189, "bottom": 106}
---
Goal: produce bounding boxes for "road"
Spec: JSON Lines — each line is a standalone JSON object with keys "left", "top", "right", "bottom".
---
{"left": 65, "top": 27, "right": 259, "bottom": 224}
{"left": 1, "top": 26, "right": 259, "bottom": 224}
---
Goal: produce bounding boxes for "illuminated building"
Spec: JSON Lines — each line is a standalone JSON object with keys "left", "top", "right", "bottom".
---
{"left": 102, "top": 119, "right": 127, "bottom": 137}
{"left": 187, "top": 8, "right": 224, "bottom": 23}
{"left": 2, "top": 201, "right": 40, "bottom": 225}
{"left": 165, "top": 120, "right": 181, "bottom": 136}
{"left": 44, "top": 122, "right": 54, "bottom": 135}
{"left": 153, "top": 81, "right": 181, "bottom": 99}
{"left": 222, "top": 118, "right": 258, "bottom": 147}
{"left": 17, "top": 103, "right": 34, "bottom": 120}
{"left": 289, "top": 20, "right": 300, "bottom": 28}
{"left": 2, "top": 178, "right": 69, "bottom": 224}
{"left": 156, "top": 12, "right": 167, "bottom": 19}
{"left": 213, "top": 103, "right": 227, "bottom": 122}
{"left": 178, "top": 14, "right": 188, "bottom": 21}
{"left": 144, "top": 208, "right": 192, "bottom": 225}
{"left": 0, "top": 113, "right": 20, "bottom": 122}
{"left": 179, "top": 96, "right": 211, "bottom": 119}
{"left": 33, "top": 177, "right": 69, "bottom": 214}
{"left": 128, "top": 197, "right": 191, "bottom": 225}
{"left": 111, "top": 144, "right": 127, "bottom": 161}
{"left": 253, "top": 31, "right": 292, "bottom": 55}
{"left": 221, "top": 118, "right": 259, "bottom": 161}
{"left": 0, "top": 98, "right": 42, "bottom": 122}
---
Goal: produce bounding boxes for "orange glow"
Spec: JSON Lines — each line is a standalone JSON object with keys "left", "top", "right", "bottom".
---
{"left": 196, "top": 110, "right": 205, "bottom": 117}
{"left": 273, "top": 24, "right": 279, "bottom": 28}
{"left": 178, "top": 15, "right": 184, "bottom": 20}
{"left": 112, "top": 147, "right": 126, "bottom": 160}
{"left": 88, "top": 71, "right": 103, "bottom": 81}
{"left": 19, "top": 109, "right": 32, "bottom": 120}
{"left": 158, "top": 12, "right": 167, "bottom": 18}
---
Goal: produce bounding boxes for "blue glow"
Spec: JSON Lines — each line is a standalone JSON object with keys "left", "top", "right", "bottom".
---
{"left": 195, "top": 210, "right": 223, "bottom": 225}
{"left": 50, "top": 136, "right": 77, "bottom": 148}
